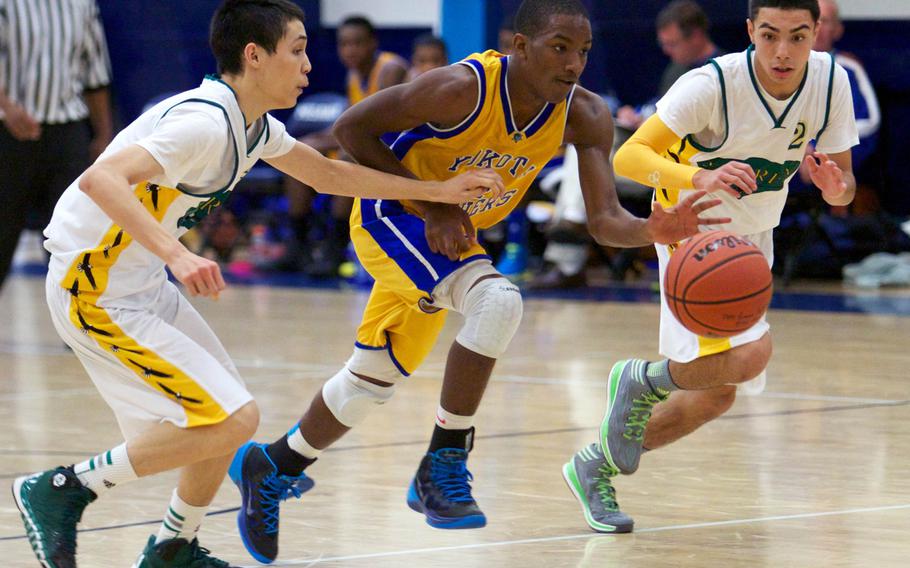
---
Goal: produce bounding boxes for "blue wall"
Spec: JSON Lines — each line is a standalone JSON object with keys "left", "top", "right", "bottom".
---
{"left": 96, "top": 0, "right": 910, "bottom": 214}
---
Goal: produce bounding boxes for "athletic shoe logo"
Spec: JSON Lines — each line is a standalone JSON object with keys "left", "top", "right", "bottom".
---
{"left": 52, "top": 473, "right": 67, "bottom": 488}
{"left": 418, "top": 296, "right": 442, "bottom": 314}
{"left": 103, "top": 479, "right": 115, "bottom": 488}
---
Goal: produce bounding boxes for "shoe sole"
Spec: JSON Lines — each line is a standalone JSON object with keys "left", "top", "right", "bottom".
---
{"left": 561, "top": 461, "right": 632, "bottom": 534}
{"left": 11, "top": 475, "right": 52, "bottom": 568}
{"left": 600, "top": 360, "right": 630, "bottom": 474}
{"left": 228, "top": 442, "right": 276, "bottom": 565}
{"left": 406, "top": 479, "right": 486, "bottom": 529}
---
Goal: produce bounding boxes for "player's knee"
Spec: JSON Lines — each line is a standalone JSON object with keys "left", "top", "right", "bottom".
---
{"left": 455, "top": 277, "right": 523, "bottom": 359}
{"left": 731, "top": 334, "right": 772, "bottom": 383}
{"left": 702, "top": 385, "right": 737, "bottom": 419}
{"left": 217, "top": 401, "right": 260, "bottom": 451}
{"left": 322, "top": 367, "right": 397, "bottom": 428}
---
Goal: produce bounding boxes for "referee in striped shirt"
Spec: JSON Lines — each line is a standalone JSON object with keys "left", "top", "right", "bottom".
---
{"left": 0, "top": 0, "right": 113, "bottom": 291}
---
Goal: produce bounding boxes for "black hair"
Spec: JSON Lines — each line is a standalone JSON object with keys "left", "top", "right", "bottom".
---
{"left": 656, "top": 0, "right": 710, "bottom": 37}
{"left": 339, "top": 15, "right": 376, "bottom": 38}
{"left": 210, "top": 0, "right": 306, "bottom": 75}
{"left": 514, "top": 0, "right": 589, "bottom": 38}
{"left": 749, "top": 0, "right": 820, "bottom": 22}
{"left": 412, "top": 34, "right": 448, "bottom": 58}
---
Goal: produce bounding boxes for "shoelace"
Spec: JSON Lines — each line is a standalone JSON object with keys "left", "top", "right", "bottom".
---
{"left": 429, "top": 458, "right": 475, "bottom": 503}
{"left": 623, "top": 391, "right": 665, "bottom": 442}
{"left": 258, "top": 474, "right": 306, "bottom": 535}
{"left": 189, "top": 541, "right": 231, "bottom": 567}
{"left": 594, "top": 462, "right": 620, "bottom": 511}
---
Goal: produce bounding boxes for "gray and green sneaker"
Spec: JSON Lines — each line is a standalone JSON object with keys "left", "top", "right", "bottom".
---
{"left": 601, "top": 359, "right": 668, "bottom": 474}
{"left": 12, "top": 466, "right": 97, "bottom": 568}
{"left": 132, "top": 535, "right": 236, "bottom": 567}
{"left": 562, "top": 443, "right": 633, "bottom": 533}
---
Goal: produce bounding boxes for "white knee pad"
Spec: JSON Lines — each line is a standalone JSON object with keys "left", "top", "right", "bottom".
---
{"left": 322, "top": 367, "right": 397, "bottom": 427}
{"left": 454, "top": 276, "right": 523, "bottom": 359}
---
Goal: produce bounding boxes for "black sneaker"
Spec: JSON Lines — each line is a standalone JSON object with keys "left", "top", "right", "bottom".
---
{"left": 12, "top": 466, "right": 97, "bottom": 568}
{"left": 406, "top": 448, "right": 486, "bottom": 529}
{"left": 132, "top": 534, "right": 236, "bottom": 567}
{"left": 228, "top": 442, "right": 314, "bottom": 564}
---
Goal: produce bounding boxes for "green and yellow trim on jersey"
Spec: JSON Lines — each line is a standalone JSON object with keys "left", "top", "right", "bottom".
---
{"left": 59, "top": 182, "right": 229, "bottom": 427}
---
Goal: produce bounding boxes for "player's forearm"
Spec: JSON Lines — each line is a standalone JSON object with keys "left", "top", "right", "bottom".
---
{"left": 614, "top": 136, "right": 700, "bottom": 190}
{"left": 306, "top": 153, "right": 442, "bottom": 201}
{"left": 79, "top": 167, "right": 186, "bottom": 264}
{"left": 588, "top": 209, "right": 654, "bottom": 248}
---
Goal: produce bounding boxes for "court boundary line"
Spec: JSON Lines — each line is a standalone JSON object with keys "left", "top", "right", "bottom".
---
{"left": 249, "top": 503, "right": 910, "bottom": 566}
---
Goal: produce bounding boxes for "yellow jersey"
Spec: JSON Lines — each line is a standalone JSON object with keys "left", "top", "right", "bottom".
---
{"left": 347, "top": 51, "right": 408, "bottom": 105}
{"left": 389, "top": 50, "right": 574, "bottom": 230}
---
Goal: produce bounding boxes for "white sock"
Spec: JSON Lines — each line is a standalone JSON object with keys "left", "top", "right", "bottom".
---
{"left": 156, "top": 489, "right": 209, "bottom": 544}
{"left": 435, "top": 405, "right": 475, "bottom": 430}
{"left": 287, "top": 424, "right": 322, "bottom": 460}
{"left": 73, "top": 443, "right": 137, "bottom": 496}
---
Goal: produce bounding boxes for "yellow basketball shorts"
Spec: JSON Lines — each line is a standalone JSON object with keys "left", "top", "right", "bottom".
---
{"left": 350, "top": 198, "right": 490, "bottom": 376}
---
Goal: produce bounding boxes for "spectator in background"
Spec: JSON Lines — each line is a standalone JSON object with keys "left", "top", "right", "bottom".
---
{"left": 283, "top": 15, "right": 408, "bottom": 276}
{"left": 0, "top": 0, "right": 114, "bottom": 291}
{"left": 798, "top": 0, "right": 880, "bottom": 212}
{"left": 408, "top": 34, "right": 448, "bottom": 81}
{"left": 615, "top": 0, "right": 722, "bottom": 130}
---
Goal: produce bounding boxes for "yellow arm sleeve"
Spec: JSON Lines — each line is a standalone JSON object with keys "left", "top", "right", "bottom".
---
{"left": 613, "top": 114, "right": 700, "bottom": 190}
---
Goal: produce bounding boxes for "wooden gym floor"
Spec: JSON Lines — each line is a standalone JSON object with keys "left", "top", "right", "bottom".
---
{"left": 0, "top": 274, "right": 907, "bottom": 567}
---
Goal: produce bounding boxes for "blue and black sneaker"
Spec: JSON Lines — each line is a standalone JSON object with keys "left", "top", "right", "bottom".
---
{"left": 406, "top": 448, "right": 486, "bottom": 529}
{"left": 228, "top": 442, "right": 314, "bottom": 564}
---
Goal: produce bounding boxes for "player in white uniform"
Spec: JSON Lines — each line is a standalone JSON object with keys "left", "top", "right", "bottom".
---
{"left": 10, "top": 1, "right": 501, "bottom": 566}
{"left": 563, "top": 0, "right": 858, "bottom": 533}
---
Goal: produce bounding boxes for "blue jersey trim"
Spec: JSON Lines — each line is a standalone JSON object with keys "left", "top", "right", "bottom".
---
{"left": 389, "top": 58, "right": 487, "bottom": 161}
{"left": 499, "top": 56, "right": 556, "bottom": 139}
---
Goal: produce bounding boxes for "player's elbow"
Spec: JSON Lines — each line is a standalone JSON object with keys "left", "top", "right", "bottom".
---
{"left": 332, "top": 112, "right": 357, "bottom": 154}
{"left": 587, "top": 214, "right": 619, "bottom": 247}
{"left": 78, "top": 164, "right": 107, "bottom": 198}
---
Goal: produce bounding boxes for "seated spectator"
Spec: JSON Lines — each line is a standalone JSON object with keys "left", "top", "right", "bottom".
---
{"left": 408, "top": 34, "right": 448, "bottom": 81}
{"left": 282, "top": 15, "right": 408, "bottom": 276}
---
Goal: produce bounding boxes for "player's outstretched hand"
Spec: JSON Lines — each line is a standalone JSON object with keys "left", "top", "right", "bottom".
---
{"left": 168, "top": 250, "right": 226, "bottom": 299}
{"left": 436, "top": 168, "right": 504, "bottom": 204}
{"left": 804, "top": 151, "right": 847, "bottom": 200}
{"left": 692, "top": 161, "right": 757, "bottom": 198}
{"left": 646, "top": 190, "right": 732, "bottom": 245}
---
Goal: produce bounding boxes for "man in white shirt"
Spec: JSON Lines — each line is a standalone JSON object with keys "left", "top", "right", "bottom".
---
{"left": 11, "top": 1, "right": 501, "bottom": 566}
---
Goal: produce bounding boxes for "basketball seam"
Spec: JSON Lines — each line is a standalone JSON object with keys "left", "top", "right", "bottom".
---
{"left": 668, "top": 232, "right": 715, "bottom": 327}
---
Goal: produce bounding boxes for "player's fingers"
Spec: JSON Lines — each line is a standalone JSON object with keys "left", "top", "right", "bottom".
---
{"left": 679, "top": 190, "right": 708, "bottom": 207}
{"left": 697, "top": 216, "right": 732, "bottom": 225}
{"left": 727, "top": 170, "right": 755, "bottom": 193}
{"left": 691, "top": 198, "right": 724, "bottom": 213}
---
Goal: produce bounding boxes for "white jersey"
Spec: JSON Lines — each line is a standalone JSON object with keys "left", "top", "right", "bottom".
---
{"left": 45, "top": 76, "right": 296, "bottom": 304}
{"left": 655, "top": 47, "right": 859, "bottom": 236}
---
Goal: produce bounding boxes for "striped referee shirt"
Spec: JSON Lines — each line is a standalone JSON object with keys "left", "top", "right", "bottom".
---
{"left": 0, "top": 0, "right": 111, "bottom": 124}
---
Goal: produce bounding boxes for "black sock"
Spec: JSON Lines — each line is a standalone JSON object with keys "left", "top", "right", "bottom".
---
{"left": 428, "top": 425, "right": 474, "bottom": 453}
{"left": 266, "top": 435, "right": 316, "bottom": 477}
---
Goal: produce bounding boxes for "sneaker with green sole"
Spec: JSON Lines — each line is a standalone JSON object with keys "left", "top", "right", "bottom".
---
{"left": 600, "top": 359, "right": 668, "bottom": 474}
{"left": 132, "top": 534, "right": 237, "bottom": 568}
{"left": 12, "top": 466, "right": 97, "bottom": 568}
{"left": 562, "top": 443, "right": 633, "bottom": 533}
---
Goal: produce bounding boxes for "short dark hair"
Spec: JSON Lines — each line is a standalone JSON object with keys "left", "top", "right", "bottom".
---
{"left": 657, "top": 0, "right": 710, "bottom": 37}
{"left": 340, "top": 15, "right": 376, "bottom": 38}
{"left": 514, "top": 0, "right": 589, "bottom": 38}
{"left": 749, "top": 0, "right": 820, "bottom": 22}
{"left": 412, "top": 34, "right": 447, "bottom": 58}
{"left": 210, "top": 0, "right": 306, "bottom": 75}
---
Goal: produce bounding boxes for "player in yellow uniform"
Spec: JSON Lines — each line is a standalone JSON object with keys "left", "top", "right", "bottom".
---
{"left": 229, "top": 0, "right": 729, "bottom": 561}
{"left": 10, "top": 2, "right": 500, "bottom": 567}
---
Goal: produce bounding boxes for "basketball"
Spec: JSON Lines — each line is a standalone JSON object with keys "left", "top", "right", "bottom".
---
{"left": 664, "top": 230, "right": 773, "bottom": 337}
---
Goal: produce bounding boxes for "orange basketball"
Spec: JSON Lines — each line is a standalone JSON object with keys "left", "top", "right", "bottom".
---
{"left": 664, "top": 230, "right": 773, "bottom": 338}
